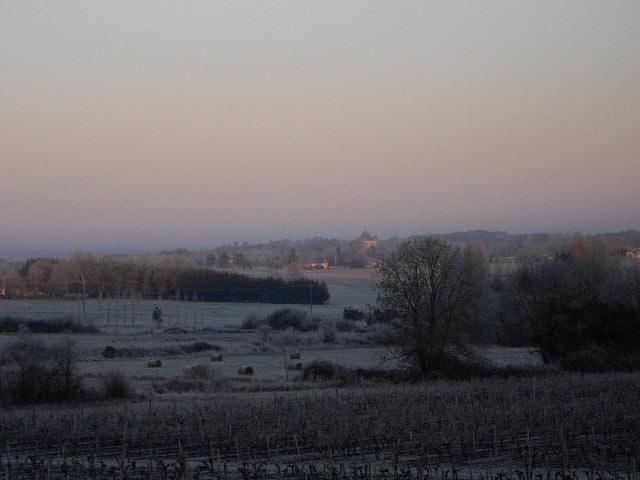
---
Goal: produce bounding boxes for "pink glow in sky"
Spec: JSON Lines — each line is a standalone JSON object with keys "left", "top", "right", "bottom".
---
{"left": 1, "top": 1, "right": 639, "bottom": 251}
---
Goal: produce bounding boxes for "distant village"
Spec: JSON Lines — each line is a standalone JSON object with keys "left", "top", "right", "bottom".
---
{"left": 304, "top": 231, "right": 379, "bottom": 270}
{"left": 2, "top": 230, "right": 640, "bottom": 299}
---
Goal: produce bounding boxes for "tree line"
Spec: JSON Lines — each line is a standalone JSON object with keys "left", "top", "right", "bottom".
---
{"left": 133, "top": 229, "right": 640, "bottom": 270}
{"left": 0, "top": 252, "right": 329, "bottom": 304}
{"left": 496, "top": 235, "right": 640, "bottom": 371}
{"left": 377, "top": 235, "right": 640, "bottom": 375}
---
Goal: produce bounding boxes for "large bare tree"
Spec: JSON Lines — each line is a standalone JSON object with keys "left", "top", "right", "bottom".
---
{"left": 377, "top": 236, "right": 487, "bottom": 375}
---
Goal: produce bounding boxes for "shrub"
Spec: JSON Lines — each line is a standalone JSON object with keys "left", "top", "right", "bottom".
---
{"left": 147, "top": 359, "right": 162, "bottom": 368}
{"left": 343, "top": 307, "right": 365, "bottom": 321}
{"left": 102, "top": 346, "right": 117, "bottom": 359}
{"left": 1, "top": 336, "right": 85, "bottom": 406}
{"left": 183, "top": 365, "right": 214, "bottom": 380}
{"left": 365, "top": 323, "right": 397, "bottom": 345}
{"left": 300, "top": 361, "right": 413, "bottom": 384}
{"left": 366, "top": 308, "right": 395, "bottom": 325}
{"left": 302, "top": 360, "right": 346, "bottom": 381}
{"left": 0, "top": 316, "right": 99, "bottom": 334}
{"left": 102, "top": 342, "right": 217, "bottom": 359}
{"left": 102, "top": 346, "right": 155, "bottom": 358}
{"left": 334, "top": 319, "right": 356, "bottom": 332}
{"left": 163, "top": 327, "right": 189, "bottom": 334}
{"left": 322, "top": 328, "right": 336, "bottom": 344}
{"left": 240, "top": 314, "right": 262, "bottom": 330}
{"left": 210, "top": 354, "right": 223, "bottom": 361}
{"left": 289, "top": 351, "right": 301, "bottom": 360}
{"left": 238, "top": 366, "right": 254, "bottom": 375}
{"left": 182, "top": 342, "right": 220, "bottom": 353}
{"left": 287, "top": 362, "right": 303, "bottom": 370}
{"left": 265, "top": 309, "right": 318, "bottom": 332}
{"left": 100, "top": 371, "right": 134, "bottom": 400}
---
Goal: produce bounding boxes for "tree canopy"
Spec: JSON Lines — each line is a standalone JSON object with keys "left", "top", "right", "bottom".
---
{"left": 377, "top": 236, "right": 486, "bottom": 375}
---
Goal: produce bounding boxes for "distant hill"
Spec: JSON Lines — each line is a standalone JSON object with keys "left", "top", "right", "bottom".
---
{"left": 136, "top": 229, "right": 640, "bottom": 268}
{"left": 4, "top": 230, "right": 638, "bottom": 267}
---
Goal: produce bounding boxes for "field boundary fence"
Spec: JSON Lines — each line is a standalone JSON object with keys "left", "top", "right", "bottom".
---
{"left": 0, "top": 298, "right": 369, "bottom": 330}
{"left": 0, "top": 299, "right": 225, "bottom": 329}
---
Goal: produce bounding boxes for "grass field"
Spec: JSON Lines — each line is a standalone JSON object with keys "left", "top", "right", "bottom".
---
{"left": 75, "top": 344, "right": 542, "bottom": 387}
{"left": 0, "top": 267, "right": 541, "bottom": 387}
{"left": 0, "top": 268, "right": 378, "bottom": 329}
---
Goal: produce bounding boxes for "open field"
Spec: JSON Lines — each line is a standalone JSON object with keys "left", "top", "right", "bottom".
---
{"left": 0, "top": 297, "right": 335, "bottom": 329}
{"left": 78, "top": 345, "right": 543, "bottom": 384}
{"left": 0, "top": 326, "right": 542, "bottom": 385}
{"left": 0, "top": 267, "right": 543, "bottom": 391}
{"left": 0, "top": 268, "right": 379, "bottom": 329}
{"left": 302, "top": 268, "right": 378, "bottom": 307}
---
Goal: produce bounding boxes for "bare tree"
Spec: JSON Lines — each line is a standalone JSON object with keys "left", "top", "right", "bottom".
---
{"left": 3, "top": 334, "right": 82, "bottom": 405}
{"left": 4, "top": 334, "right": 50, "bottom": 404}
{"left": 26, "top": 259, "right": 52, "bottom": 297}
{"left": 71, "top": 251, "right": 98, "bottom": 319}
{"left": 49, "top": 261, "right": 74, "bottom": 298}
{"left": 377, "top": 236, "right": 487, "bottom": 375}
{"left": 0, "top": 264, "right": 24, "bottom": 298}
{"left": 51, "top": 337, "right": 81, "bottom": 401}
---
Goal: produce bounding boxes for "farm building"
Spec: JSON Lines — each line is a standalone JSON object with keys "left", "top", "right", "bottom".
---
{"left": 627, "top": 248, "right": 640, "bottom": 260}
{"left": 356, "top": 231, "right": 377, "bottom": 250}
{"left": 305, "top": 259, "right": 329, "bottom": 270}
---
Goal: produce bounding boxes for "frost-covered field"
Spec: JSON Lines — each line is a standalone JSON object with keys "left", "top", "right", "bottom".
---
{"left": 0, "top": 268, "right": 378, "bottom": 329}
{"left": 0, "top": 268, "right": 569, "bottom": 479}
{"left": 0, "top": 268, "right": 543, "bottom": 388}
{"left": 75, "top": 345, "right": 542, "bottom": 384}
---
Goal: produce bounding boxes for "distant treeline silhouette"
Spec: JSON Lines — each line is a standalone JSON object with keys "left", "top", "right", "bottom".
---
{"left": 172, "top": 269, "right": 329, "bottom": 304}
{"left": 0, "top": 253, "right": 329, "bottom": 304}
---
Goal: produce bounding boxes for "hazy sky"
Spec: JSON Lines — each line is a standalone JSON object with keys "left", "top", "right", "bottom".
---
{"left": 1, "top": 1, "right": 639, "bottom": 253}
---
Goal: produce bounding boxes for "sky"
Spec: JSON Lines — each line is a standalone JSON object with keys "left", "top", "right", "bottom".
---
{"left": 1, "top": 1, "right": 639, "bottom": 254}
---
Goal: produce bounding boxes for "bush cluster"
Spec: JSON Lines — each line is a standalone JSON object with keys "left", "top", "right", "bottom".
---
{"left": 0, "top": 316, "right": 99, "bottom": 334}
{"left": 0, "top": 336, "right": 82, "bottom": 405}
{"left": 264, "top": 309, "right": 318, "bottom": 331}
{"left": 100, "top": 371, "right": 134, "bottom": 399}
{"left": 343, "top": 307, "right": 365, "bottom": 321}
{"left": 240, "top": 309, "right": 320, "bottom": 332}
{"left": 302, "top": 360, "right": 346, "bottom": 381}
{"left": 183, "top": 365, "right": 215, "bottom": 380}
{"left": 102, "top": 342, "right": 220, "bottom": 359}
{"left": 498, "top": 242, "right": 640, "bottom": 372}
{"left": 301, "top": 360, "right": 410, "bottom": 383}
{"left": 0, "top": 336, "right": 134, "bottom": 406}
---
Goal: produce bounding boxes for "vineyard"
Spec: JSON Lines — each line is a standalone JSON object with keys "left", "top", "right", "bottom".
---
{"left": 1, "top": 373, "right": 639, "bottom": 480}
